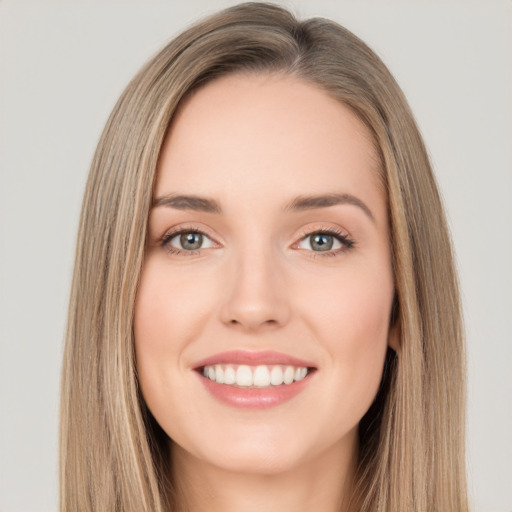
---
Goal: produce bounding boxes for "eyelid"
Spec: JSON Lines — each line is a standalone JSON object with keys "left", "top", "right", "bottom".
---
{"left": 160, "top": 223, "right": 222, "bottom": 255}
{"left": 296, "top": 233, "right": 343, "bottom": 251}
{"left": 168, "top": 231, "right": 216, "bottom": 250}
{"left": 157, "top": 222, "right": 354, "bottom": 257}
{"left": 291, "top": 224, "right": 355, "bottom": 256}
{"left": 160, "top": 223, "right": 220, "bottom": 242}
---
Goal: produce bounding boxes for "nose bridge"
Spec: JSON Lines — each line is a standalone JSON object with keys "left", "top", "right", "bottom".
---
{"left": 219, "top": 236, "right": 290, "bottom": 330}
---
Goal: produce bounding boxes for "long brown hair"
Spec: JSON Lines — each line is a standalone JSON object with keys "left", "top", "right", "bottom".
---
{"left": 60, "top": 3, "right": 468, "bottom": 510}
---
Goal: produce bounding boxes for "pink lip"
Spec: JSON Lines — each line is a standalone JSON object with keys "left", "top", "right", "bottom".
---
{"left": 193, "top": 350, "right": 316, "bottom": 410}
{"left": 193, "top": 350, "right": 315, "bottom": 369}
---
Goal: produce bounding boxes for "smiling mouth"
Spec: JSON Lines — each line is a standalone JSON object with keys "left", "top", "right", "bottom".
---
{"left": 199, "top": 364, "right": 315, "bottom": 388}
{"left": 193, "top": 351, "right": 317, "bottom": 408}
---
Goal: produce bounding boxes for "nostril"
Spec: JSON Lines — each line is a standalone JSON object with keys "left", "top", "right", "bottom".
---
{"left": 218, "top": 269, "right": 291, "bottom": 330}
{"left": 226, "top": 317, "right": 280, "bottom": 329}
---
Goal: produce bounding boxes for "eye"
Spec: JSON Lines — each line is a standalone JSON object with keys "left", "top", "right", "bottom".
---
{"left": 164, "top": 230, "right": 216, "bottom": 253}
{"left": 296, "top": 230, "right": 354, "bottom": 254}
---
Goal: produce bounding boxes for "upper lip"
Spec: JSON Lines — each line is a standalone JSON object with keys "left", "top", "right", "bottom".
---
{"left": 193, "top": 350, "right": 316, "bottom": 369}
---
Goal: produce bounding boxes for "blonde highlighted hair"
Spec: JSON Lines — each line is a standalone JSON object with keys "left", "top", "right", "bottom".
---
{"left": 60, "top": 3, "right": 468, "bottom": 510}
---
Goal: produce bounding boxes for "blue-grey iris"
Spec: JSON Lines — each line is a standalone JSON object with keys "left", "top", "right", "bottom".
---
{"left": 311, "top": 234, "right": 334, "bottom": 251}
{"left": 180, "top": 232, "right": 203, "bottom": 250}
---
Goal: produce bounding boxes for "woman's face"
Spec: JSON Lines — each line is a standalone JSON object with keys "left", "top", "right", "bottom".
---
{"left": 134, "top": 73, "right": 396, "bottom": 475}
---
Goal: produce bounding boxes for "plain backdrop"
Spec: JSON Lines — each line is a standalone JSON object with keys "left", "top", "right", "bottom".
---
{"left": 0, "top": 1, "right": 510, "bottom": 511}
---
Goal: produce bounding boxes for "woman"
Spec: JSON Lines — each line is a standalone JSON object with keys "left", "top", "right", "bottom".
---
{"left": 60, "top": 2, "right": 468, "bottom": 511}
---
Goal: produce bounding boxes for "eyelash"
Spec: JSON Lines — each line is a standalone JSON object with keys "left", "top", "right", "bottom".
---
{"left": 160, "top": 227, "right": 355, "bottom": 258}
{"left": 160, "top": 227, "right": 213, "bottom": 256}
{"left": 295, "top": 228, "right": 355, "bottom": 258}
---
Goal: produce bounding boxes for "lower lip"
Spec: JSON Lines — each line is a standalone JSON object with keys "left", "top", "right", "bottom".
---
{"left": 197, "top": 372, "right": 313, "bottom": 409}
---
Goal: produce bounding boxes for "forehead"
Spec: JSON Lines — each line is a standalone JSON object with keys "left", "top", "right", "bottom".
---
{"left": 156, "top": 73, "right": 384, "bottom": 215}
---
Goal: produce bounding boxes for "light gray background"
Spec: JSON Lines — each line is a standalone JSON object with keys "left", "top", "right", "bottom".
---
{"left": 0, "top": 1, "right": 510, "bottom": 511}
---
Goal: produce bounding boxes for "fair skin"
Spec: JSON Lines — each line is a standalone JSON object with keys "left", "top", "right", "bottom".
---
{"left": 134, "top": 73, "right": 396, "bottom": 512}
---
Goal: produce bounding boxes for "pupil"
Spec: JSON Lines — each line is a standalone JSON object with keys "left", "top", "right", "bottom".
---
{"left": 311, "top": 234, "right": 333, "bottom": 251}
{"left": 180, "top": 232, "right": 202, "bottom": 250}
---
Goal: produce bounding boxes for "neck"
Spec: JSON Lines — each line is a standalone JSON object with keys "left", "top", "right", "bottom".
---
{"left": 169, "top": 434, "right": 359, "bottom": 512}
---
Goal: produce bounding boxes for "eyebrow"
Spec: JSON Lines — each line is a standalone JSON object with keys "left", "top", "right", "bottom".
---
{"left": 152, "top": 192, "right": 374, "bottom": 221}
{"left": 152, "top": 194, "right": 222, "bottom": 213}
{"left": 285, "top": 193, "right": 375, "bottom": 222}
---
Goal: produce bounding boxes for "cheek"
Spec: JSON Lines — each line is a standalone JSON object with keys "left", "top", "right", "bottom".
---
{"left": 298, "top": 261, "right": 393, "bottom": 412}
{"left": 302, "top": 259, "right": 393, "bottom": 342}
{"left": 134, "top": 258, "right": 214, "bottom": 359}
{"left": 133, "top": 255, "right": 228, "bottom": 426}
{"left": 134, "top": 259, "right": 200, "bottom": 410}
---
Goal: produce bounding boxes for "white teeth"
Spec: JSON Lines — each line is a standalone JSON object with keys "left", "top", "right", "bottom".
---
{"left": 215, "top": 364, "right": 224, "bottom": 384}
{"left": 283, "top": 366, "right": 295, "bottom": 385}
{"left": 236, "top": 365, "right": 253, "bottom": 386}
{"left": 270, "top": 366, "right": 283, "bottom": 385}
{"left": 253, "top": 365, "right": 270, "bottom": 387}
{"left": 223, "top": 366, "right": 236, "bottom": 385}
{"left": 202, "top": 364, "right": 310, "bottom": 387}
{"left": 294, "top": 367, "right": 307, "bottom": 381}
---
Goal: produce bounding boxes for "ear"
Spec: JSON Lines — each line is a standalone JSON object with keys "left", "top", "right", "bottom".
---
{"left": 387, "top": 295, "right": 400, "bottom": 352}
{"left": 388, "top": 319, "right": 400, "bottom": 352}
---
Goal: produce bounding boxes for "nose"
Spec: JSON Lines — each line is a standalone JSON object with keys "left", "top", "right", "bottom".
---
{"left": 219, "top": 247, "right": 291, "bottom": 331}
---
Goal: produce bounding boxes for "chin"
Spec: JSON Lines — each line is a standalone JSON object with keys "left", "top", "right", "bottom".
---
{"left": 204, "top": 444, "right": 305, "bottom": 476}
{"left": 179, "top": 422, "right": 345, "bottom": 477}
